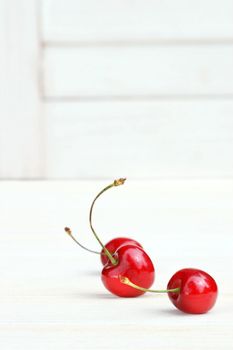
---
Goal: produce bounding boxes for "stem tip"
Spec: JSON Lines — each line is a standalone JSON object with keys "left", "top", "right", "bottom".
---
{"left": 114, "top": 178, "right": 126, "bottom": 186}
{"left": 64, "top": 227, "right": 71, "bottom": 234}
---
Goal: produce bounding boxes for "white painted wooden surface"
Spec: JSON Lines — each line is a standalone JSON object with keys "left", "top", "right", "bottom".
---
{"left": 1, "top": 1, "right": 233, "bottom": 179}
{"left": 42, "top": 0, "right": 233, "bottom": 42}
{"left": 41, "top": 1, "right": 233, "bottom": 179}
{"left": 44, "top": 46, "right": 233, "bottom": 98}
{"left": 0, "top": 180, "right": 232, "bottom": 349}
{"left": 0, "top": 0, "right": 43, "bottom": 178}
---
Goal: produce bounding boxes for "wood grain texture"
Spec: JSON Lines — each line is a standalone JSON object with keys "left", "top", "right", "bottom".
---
{"left": 0, "top": 180, "right": 232, "bottom": 349}
{"left": 45, "top": 100, "right": 233, "bottom": 179}
{"left": 0, "top": 0, "right": 43, "bottom": 178}
{"left": 43, "top": 46, "right": 233, "bottom": 98}
{"left": 42, "top": 0, "right": 233, "bottom": 42}
{"left": 41, "top": 1, "right": 233, "bottom": 181}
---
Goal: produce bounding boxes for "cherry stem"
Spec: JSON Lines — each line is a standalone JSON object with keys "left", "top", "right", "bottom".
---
{"left": 89, "top": 178, "right": 126, "bottom": 266}
{"left": 64, "top": 227, "right": 100, "bottom": 255}
{"left": 120, "top": 276, "right": 180, "bottom": 294}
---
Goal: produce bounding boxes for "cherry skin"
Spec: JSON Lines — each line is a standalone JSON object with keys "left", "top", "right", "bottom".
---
{"left": 167, "top": 268, "right": 218, "bottom": 314}
{"left": 101, "top": 244, "right": 155, "bottom": 297}
{"left": 101, "top": 237, "right": 142, "bottom": 265}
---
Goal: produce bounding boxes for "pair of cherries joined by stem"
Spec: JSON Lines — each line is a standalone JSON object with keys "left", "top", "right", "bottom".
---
{"left": 65, "top": 178, "right": 218, "bottom": 314}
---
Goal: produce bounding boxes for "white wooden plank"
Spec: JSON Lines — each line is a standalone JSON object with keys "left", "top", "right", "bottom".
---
{"left": 44, "top": 46, "right": 233, "bottom": 97}
{"left": 0, "top": 323, "right": 232, "bottom": 350}
{"left": 42, "top": 0, "right": 233, "bottom": 42}
{"left": 0, "top": 0, "right": 43, "bottom": 178}
{"left": 45, "top": 101, "right": 233, "bottom": 179}
{"left": 0, "top": 180, "right": 233, "bottom": 349}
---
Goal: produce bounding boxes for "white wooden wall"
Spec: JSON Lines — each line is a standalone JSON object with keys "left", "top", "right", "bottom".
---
{"left": 0, "top": 0, "right": 43, "bottom": 178}
{"left": 1, "top": 0, "right": 233, "bottom": 179}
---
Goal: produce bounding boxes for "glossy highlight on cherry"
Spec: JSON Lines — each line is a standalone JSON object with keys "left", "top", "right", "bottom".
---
{"left": 102, "top": 244, "right": 155, "bottom": 297}
{"left": 167, "top": 268, "right": 218, "bottom": 314}
{"left": 100, "top": 237, "right": 143, "bottom": 265}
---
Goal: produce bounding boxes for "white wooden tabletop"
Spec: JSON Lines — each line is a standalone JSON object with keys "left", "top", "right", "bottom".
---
{"left": 0, "top": 180, "right": 232, "bottom": 349}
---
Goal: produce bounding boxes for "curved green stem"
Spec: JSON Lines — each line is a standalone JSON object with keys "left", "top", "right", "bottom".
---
{"left": 64, "top": 227, "right": 100, "bottom": 255}
{"left": 120, "top": 276, "right": 180, "bottom": 294}
{"left": 89, "top": 178, "right": 126, "bottom": 266}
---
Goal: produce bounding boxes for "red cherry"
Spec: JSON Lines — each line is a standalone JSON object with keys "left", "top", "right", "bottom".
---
{"left": 167, "top": 268, "right": 218, "bottom": 314}
{"left": 65, "top": 178, "right": 155, "bottom": 299}
{"left": 101, "top": 244, "right": 155, "bottom": 297}
{"left": 101, "top": 237, "right": 142, "bottom": 265}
